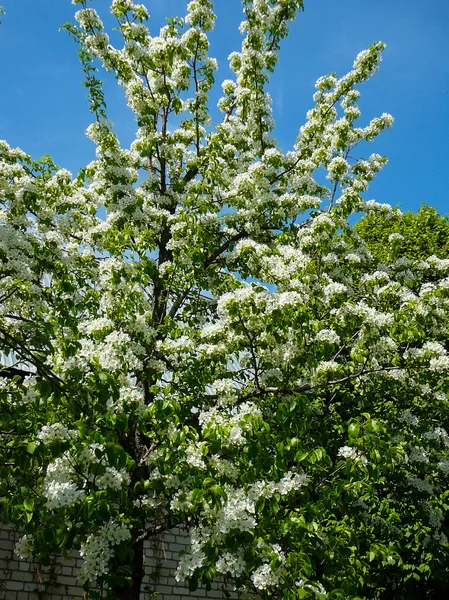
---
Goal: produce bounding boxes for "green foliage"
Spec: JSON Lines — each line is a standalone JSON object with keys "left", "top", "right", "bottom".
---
{"left": 355, "top": 203, "right": 449, "bottom": 263}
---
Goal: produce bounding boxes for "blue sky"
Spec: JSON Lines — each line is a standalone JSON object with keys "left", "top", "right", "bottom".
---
{"left": 0, "top": 0, "right": 448, "bottom": 215}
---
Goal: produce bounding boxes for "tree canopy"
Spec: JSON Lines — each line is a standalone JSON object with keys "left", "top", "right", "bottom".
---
{"left": 355, "top": 204, "right": 449, "bottom": 264}
{"left": 1, "top": 2, "right": 449, "bottom": 600}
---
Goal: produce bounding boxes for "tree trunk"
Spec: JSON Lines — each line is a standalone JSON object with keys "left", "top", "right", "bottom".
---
{"left": 109, "top": 535, "right": 145, "bottom": 600}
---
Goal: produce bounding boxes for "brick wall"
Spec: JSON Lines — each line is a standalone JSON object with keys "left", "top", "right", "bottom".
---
{"left": 0, "top": 525, "right": 236, "bottom": 600}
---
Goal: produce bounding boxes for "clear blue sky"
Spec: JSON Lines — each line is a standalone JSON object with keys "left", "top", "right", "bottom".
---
{"left": 0, "top": 0, "right": 448, "bottom": 215}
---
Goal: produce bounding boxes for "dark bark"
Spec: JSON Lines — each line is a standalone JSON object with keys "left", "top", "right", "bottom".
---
{"left": 109, "top": 429, "right": 148, "bottom": 600}
{"left": 109, "top": 532, "right": 145, "bottom": 600}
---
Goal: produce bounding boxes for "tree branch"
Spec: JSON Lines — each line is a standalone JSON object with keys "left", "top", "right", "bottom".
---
{"left": 0, "top": 366, "right": 35, "bottom": 380}
{"left": 205, "top": 366, "right": 403, "bottom": 402}
{"left": 203, "top": 230, "right": 247, "bottom": 268}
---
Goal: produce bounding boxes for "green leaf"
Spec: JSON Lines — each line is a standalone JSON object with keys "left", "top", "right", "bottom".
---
{"left": 26, "top": 442, "right": 36, "bottom": 455}
{"left": 348, "top": 421, "right": 360, "bottom": 438}
{"left": 191, "top": 489, "right": 204, "bottom": 503}
{"left": 188, "top": 577, "right": 198, "bottom": 592}
{"left": 23, "top": 498, "right": 34, "bottom": 512}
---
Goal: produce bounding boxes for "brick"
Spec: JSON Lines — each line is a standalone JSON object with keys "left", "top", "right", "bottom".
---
{"left": 143, "top": 556, "right": 161, "bottom": 568}
{"left": 4, "top": 580, "right": 25, "bottom": 590}
{"left": 24, "top": 582, "right": 41, "bottom": 592}
{"left": 167, "top": 543, "right": 188, "bottom": 553}
{"left": 173, "top": 587, "right": 204, "bottom": 596}
{"left": 53, "top": 574, "right": 78, "bottom": 586}
{"left": 154, "top": 584, "right": 176, "bottom": 593}
{"left": 63, "top": 585, "right": 85, "bottom": 595}
{"left": 207, "top": 589, "right": 230, "bottom": 598}
{"left": 14, "top": 570, "right": 34, "bottom": 582}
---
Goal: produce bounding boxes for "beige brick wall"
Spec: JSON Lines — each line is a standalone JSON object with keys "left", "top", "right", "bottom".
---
{"left": 0, "top": 525, "right": 237, "bottom": 600}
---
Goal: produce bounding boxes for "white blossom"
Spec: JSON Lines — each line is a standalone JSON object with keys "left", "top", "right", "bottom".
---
{"left": 37, "top": 423, "right": 78, "bottom": 444}
{"left": 388, "top": 232, "right": 404, "bottom": 243}
{"left": 406, "top": 476, "right": 434, "bottom": 495}
{"left": 44, "top": 457, "right": 86, "bottom": 510}
{"left": 315, "top": 329, "right": 341, "bottom": 345}
{"left": 78, "top": 520, "right": 131, "bottom": 583}
{"left": 15, "top": 534, "right": 34, "bottom": 559}
{"left": 337, "top": 446, "right": 368, "bottom": 465}
{"left": 251, "top": 563, "right": 280, "bottom": 590}
{"left": 216, "top": 550, "right": 246, "bottom": 577}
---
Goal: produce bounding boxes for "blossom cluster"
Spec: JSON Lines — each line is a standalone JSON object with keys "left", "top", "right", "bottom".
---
{"left": 78, "top": 520, "right": 131, "bottom": 583}
{"left": 42, "top": 443, "right": 130, "bottom": 510}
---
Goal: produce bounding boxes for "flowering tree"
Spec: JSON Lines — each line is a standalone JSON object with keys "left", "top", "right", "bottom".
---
{"left": 1, "top": 1, "right": 449, "bottom": 599}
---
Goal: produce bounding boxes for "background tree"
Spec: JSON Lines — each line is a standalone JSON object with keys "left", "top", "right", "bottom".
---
{"left": 354, "top": 203, "right": 449, "bottom": 263}
{"left": 1, "top": 2, "right": 449, "bottom": 600}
